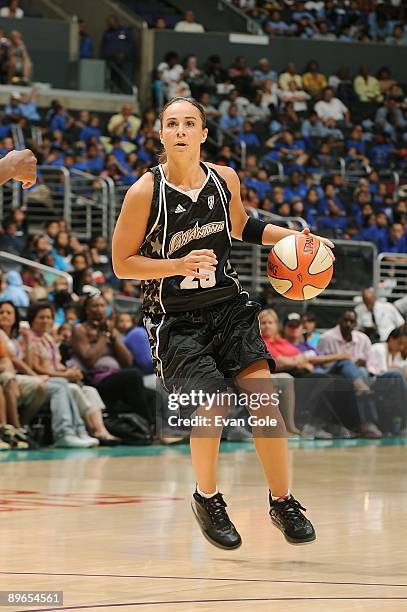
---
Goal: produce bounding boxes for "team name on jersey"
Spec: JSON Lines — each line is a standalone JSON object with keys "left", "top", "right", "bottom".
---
{"left": 168, "top": 221, "right": 225, "bottom": 256}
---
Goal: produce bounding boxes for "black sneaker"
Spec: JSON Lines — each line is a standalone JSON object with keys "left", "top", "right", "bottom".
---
{"left": 191, "top": 491, "right": 242, "bottom": 550}
{"left": 269, "top": 493, "right": 316, "bottom": 545}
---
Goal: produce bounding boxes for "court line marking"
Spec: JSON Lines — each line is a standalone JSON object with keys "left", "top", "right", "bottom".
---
{"left": 17, "top": 595, "right": 407, "bottom": 612}
{"left": 2, "top": 572, "right": 407, "bottom": 588}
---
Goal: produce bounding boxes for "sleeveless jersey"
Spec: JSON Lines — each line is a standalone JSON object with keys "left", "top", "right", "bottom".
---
{"left": 140, "top": 162, "right": 244, "bottom": 315}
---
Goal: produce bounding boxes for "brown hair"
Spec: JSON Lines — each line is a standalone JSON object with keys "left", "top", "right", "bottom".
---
{"left": 158, "top": 96, "right": 206, "bottom": 163}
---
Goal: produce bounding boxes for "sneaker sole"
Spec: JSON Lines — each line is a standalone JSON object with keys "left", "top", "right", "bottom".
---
{"left": 270, "top": 517, "right": 317, "bottom": 545}
{"left": 191, "top": 501, "right": 242, "bottom": 550}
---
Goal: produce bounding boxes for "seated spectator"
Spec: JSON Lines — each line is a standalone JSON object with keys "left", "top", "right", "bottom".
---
{"left": 80, "top": 115, "right": 101, "bottom": 144}
{"left": 375, "top": 97, "right": 406, "bottom": 139}
{"left": 7, "top": 30, "right": 32, "bottom": 84}
{"left": 174, "top": 10, "right": 204, "bottom": 33}
{"left": 279, "top": 80, "right": 310, "bottom": 113}
{"left": 317, "top": 310, "right": 383, "bottom": 438}
{"left": 79, "top": 20, "right": 93, "bottom": 59}
{"left": 378, "top": 222, "right": 407, "bottom": 254}
{"left": 279, "top": 62, "right": 302, "bottom": 91}
{"left": 354, "top": 65, "right": 383, "bottom": 103}
{"left": 107, "top": 104, "right": 140, "bottom": 141}
{"left": 228, "top": 55, "right": 254, "bottom": 95}
{"left": 313, "top": 20, "right": 336, "bottom": 41}
{"left": 301, "top": 312, "right": 320, "bottom": 347}
{"left": 385, "top": 24, "right": 407, "bottom": 46}
{"left": 259, "top": 78, "right": 279, "bottom": 111}
{"left": 48, "top": 277, "right": 75, "bottom": 324}
{"left": 376, "top": 66, "right": 398, "bottom": 96}
{"left": 220, "top": 103, "right": 244, "bottom": 134}
{"left": 302, "top": 60, "right": 327, "bottom": 98}
{"left": 0, "top": 218, "right": 25, "bottom": 254}
{"left": 355, "top": 287, "right": 405, "bottom": 342}
{"left": 265, "top": 10, "right": 296, "bottom": 36}
{"left": 123, "top": 319, "right": 155, "bottom": 376}
{"left": 70, "top": 294, "right": 156, "bottom": 428}
{"left": 198, "top": 92, "right": 220, "bottom": 120}
{"left": 0, "top": 301, "right": 97, "bottom": 448}
{"left": 4, "top": 91, "right": 23, "bottom": 122}
{"left": 245, "top": 90, "right": 270, "bottom": 122}
{"left": 370, "top": 327, "right": 407, "bottom": 376}
{"left": 0, "top": 332, "right": 32, "bottom": 449}
{"left": 314, "top": 87, "right": 350, "bottom": 125}
{"left": 0, "top": 0, "right": 23, "bottom": 18}
{"left": 25, "top": 301, "right": 117, "bottom": 444}
{"left": 235, "top": 120, "right": 260, "bottom": 148}
{"left": 184, "top": 54, "right": 208, "bottom": 97}
{"left": 1, "top": 270, "right": 29, "bottom": 307}
{"left": 218, "top": 88, "right": 249, "bottom": 117}
{"left": 259, "top": 308, "right": 334, "bottom": 438}
{"left": 253, "top": 57, "right": 277, "bottom": 85}
{"left": 115, "top": 312, "right": 134, "bottom": 336}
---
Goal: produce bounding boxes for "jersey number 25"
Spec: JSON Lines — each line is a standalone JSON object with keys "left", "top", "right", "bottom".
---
{"left": 180, "top": 268, "right": 216, "bottom": 289}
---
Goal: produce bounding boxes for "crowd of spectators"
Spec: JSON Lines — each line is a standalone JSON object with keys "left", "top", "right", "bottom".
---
{"left": 259, "top": 304, "right": 407, "bottom": 439}
{"left": 0, "top": 268, "right": 405, "bottom": 449}
{"left": 153, "top": 52, "right": 407, "bottom": 250}
{"left": 228, "top": 1, "right": 407, "bottom": 44}
{"left": 142, "top": 1, "right": 407, "bottom": 43}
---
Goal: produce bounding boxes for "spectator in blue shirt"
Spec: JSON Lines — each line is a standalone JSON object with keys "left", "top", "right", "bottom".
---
{"left": 85, "top": 144, "right": 104, "bottom": 174}
{"left": 284, "top": 170, "right": 308, "bottom": 202}
{"left": 318, "top": 182, "right": 345, "bottom": 215}
{"left": 80, "top": 115, "right": 102, "bottom": 144}
{"left": 235, "top": 121, "right": 260, "bottom": 148}
{"left": 18, "top": 88, "right": 40, "bottom": 122}
{"left": 378, "top": 222, "right": 407, "bottom": 254}
{"left": 301, "top": 112, "right": 328, "bottom": 141}
{"left": 51, "top": 103, "right": 74, "bottom": 133}
{"left": 317, "top": 200, "right": 347, "bottom": 234}
{"left": 219, "top": 104, "right": 244, "bottom": 133}
{"left": 253, "top": 58, "right": 277, "bottom": 85}
{"left": 370, "top": 136, "right": 395, "bottom": 168}
{"left": 243, "top": 168, "right": 271, "bottom": 200}
{"left": 79, "top": 20, "right": 93, "bottom": 59}
{"left": 265, "top": 10, "right": 295, "bottom": 36}
{"left": 4, "top": 92, "right": 23, "bottom": 122}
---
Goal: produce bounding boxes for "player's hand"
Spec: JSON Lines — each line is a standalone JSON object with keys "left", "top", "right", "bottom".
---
{"left": 176, "top": 249, "right": 218, "bottom": 279}
{"left": 301, "top": 227, "right": 335, "bottom": 261}
{"left": 4, "top": 149, "right": 37, "bottom": 189}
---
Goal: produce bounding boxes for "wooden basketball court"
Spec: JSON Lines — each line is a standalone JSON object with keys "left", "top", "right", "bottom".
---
{"left": 1, "top": 439, "right": 407, "bottom": 611}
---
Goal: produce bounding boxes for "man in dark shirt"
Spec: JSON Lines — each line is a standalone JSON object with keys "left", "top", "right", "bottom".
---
{"left": 100, "top": 15, "right": 135, "bottom": 93}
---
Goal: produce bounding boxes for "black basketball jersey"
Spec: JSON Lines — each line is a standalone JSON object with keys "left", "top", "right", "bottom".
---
{"left": 140, "top": 162, "right": 245, "bottom": 315}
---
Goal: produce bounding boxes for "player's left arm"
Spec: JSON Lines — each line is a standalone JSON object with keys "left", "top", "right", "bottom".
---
{"left": 214, "top": 164, "right": 334, "bottom": 250}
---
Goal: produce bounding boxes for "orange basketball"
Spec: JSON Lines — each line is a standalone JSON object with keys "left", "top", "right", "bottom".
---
{"left": 267, "top": 233, "right": 333, "bottom": 300}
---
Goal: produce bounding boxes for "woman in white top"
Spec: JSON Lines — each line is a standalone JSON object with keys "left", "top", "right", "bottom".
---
{"left": 370, "top": 327, "right": 406, "bottom": 377}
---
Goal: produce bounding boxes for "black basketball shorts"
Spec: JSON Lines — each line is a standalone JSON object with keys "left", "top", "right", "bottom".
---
{"left": 144, "top": 293, "right": 275, "bottom": 403}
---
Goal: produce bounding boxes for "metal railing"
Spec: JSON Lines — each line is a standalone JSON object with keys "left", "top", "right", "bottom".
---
{"left": 217, "top": 0, "right": 263, "bottom": 34}
{"left": 0, "top": 251, "right": 73, "bottom": 290}
{"left": 69, "top": 169, "right": 111, "bottom": 240}
{"left": 22, "top": 165, "right": 71, "bottom": 231}
{"left": 0, "top": 180, "right": 19, "bottom": 219}
{"left": 378, "top": 252, "right": 407, "bottom": 300}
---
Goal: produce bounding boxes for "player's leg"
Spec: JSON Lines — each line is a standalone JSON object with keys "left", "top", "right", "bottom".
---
{"left": 235, "top": 359, "right": 316, "bottom": 544}
{"left": 190, "top": 397, "right": 242, "bottom": 550}
{"left": 146, "top": 311, "right": 241, "bottom": 549}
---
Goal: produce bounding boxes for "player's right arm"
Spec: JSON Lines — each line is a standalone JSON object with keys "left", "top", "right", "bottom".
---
{"left": 112, "top": 172, "right": 217, "bottom": 280}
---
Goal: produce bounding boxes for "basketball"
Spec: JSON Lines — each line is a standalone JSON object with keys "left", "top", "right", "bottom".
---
{"left": 267, "top": 233, "right": 333, "bottom": 300}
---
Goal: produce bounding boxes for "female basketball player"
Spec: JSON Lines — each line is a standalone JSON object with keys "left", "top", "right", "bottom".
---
{"left": 112, "top": 97, "right": 334, "bottom": 549}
